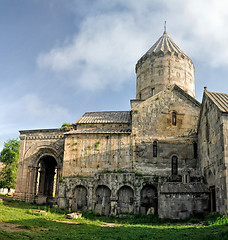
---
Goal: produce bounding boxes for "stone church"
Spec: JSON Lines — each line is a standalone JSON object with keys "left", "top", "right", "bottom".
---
{"left": 14, "top": 30, "right": 228, "bottom": 219}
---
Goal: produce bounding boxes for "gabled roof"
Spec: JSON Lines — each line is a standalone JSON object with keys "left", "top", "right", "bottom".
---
{"left": 76, "top": 111, "right": 131, "bottom": 124}
{"left": 206, "top": 91, "right": 228, "bottom": 113}
{"left": 132, "top": 84, "right": 201, "bottom": 109}
{"left": 65, "top": 129, "right": 131, "bottom": 135}
{"left": 172, "top": 84, "right": 201, "bottom": 107}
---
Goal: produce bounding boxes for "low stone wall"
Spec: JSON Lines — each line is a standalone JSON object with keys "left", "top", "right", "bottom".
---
{"left": 159, "top": 192, "right": 209, "bottom": 219}
{"left": 58, "top": 173, "right": 158, "bottom": 215}
{"left": 159, "top": 182, "right": 209, "bottom": 219}
{"left": 57, "top": 174, "right": 209, "bottom": 219}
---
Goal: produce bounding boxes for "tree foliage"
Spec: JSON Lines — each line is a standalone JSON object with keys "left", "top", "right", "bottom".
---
{"left": 61, "top": 122, "right": 75, "bottom": 130}
{"left": 0, "top": 139, "right": 20, "bottom": 191}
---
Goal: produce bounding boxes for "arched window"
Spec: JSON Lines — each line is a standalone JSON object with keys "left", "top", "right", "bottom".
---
{"left": 172, "top": 112, "right": 176, "bottom": 125}
{"left": 193, "top": 142, "right": 198, "bottom": 159}
{"left": 153, "top": 141, "right": 157, "bottom": 157}
{"left": 172, "top": 156, "right": 178, "bottom": 175}
{"left": 151, "top": 88, "right": 155, "bottom": 96}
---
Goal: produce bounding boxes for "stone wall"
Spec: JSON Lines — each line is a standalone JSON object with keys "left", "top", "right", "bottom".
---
{"left": 198, "top": 93, "right": 228, "bottom": 214}
{"left": 14, "top": 129, "right": 65, "bottom": 202}
{"left": 132, "top": 85, "right": 200, "bottom": 138}
{"left": 131, "top": 85, "right": 200, "bottom": 177}
{"left": 58, "top": 173, "right": 159, "bottom": 215}
{"left": 159, "top": 192, "right": 209, "bottom": 219}
{"left": 62, "top": 133, "right": 133, "bottom": 177}
{"left": 133, "top": 139, "right": 199, "bottom": 176}
{"left": 58, "top": 174, "right": 209, "bottom": 219}
{"left": 223, "top": 115, "right": 228, "bottom": 212}
{"left": 136, "top": 53, "right": 195, "bottom": 100}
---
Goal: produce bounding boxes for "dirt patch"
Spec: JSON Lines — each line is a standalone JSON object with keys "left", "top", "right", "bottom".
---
{"left": 50, "top": 219, "right": 81, "bottom": 225}
{"left": 31, "top": 209, "right": 48, "bottom": 215}
{"left": 0, "top": 222, "right": 49, "bottom": 232}
{"left": 0, "top": 222, "right": 30, "bottom": 232}
{"left": 50, "top": 219, "right": 120, "bottom": 227}
{"left": 99, "top": 223, "right": 121, "bottom": 227}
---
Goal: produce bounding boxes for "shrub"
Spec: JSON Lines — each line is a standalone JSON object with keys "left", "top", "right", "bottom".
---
{"left": 204, "top": 213, "right": 228, "bottom": 226}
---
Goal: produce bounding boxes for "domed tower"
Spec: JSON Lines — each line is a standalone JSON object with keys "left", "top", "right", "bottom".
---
{"left": 135, "top": 30, "right": 195, "bottom": 100}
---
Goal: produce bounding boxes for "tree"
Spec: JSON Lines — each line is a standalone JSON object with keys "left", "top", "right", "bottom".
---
{"left": 61, "top": 122, "right": 75, "bottom": 130}
{"left": 0, "top": 139, "right": 20, "bottom": 192}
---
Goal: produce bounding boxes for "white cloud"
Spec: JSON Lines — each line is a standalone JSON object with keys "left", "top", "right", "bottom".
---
{"left": 37, "top": 12, "right": 148, "bottom": 91}
{"left": 0, "top": 94, "right": 71, "bottom": 150}
{"left": 21, "top": 94, "right": 71, "bottom": 122}
{"left": 37, "top": 0, "right": 228, "bottom": 92}
{"left": 181, "top": 0, "right": 228, "bottom": 67}
{"left": 0, "top": 94, "right": 70, "bottom": 125}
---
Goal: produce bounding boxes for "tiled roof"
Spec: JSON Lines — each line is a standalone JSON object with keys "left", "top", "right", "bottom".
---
{"left": 76, "top": 111, "right": 131, "bottom": 124}
{"left": 206, "top": 91, "right": 228, "bottom": 113}
{"left": 65, "top": 129, "right": 131, "bottom": 135}
{"left": 145, "top": 31, "right": 188, "bottom": 58}
{"left": 160, "top": 183, "right": 209, "bottom": 193}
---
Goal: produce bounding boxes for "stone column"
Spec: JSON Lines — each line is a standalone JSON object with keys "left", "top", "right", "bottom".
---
{"left": 87, "top": 183, "right": 93, "bottom": 211}
{"left": 55, "top": 168, "right": 61, "bottom": 198}
{"left": 110, "top": 197, "right": 118, "bottom": 215}
{"left": 33, "top": 167, "right": 39, "bottom": 196}
{"left": 38, "top": 169, "right": 46, "bottom": 195}
{"left": 26, "top": 166, "right": 37, "bottom": 202}
{"left": 134, "top": 186, "right": 141, "bottom": 214}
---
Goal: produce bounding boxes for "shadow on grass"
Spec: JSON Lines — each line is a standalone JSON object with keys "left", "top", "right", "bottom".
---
{"left": 1, "top": 199, "right": 228, "bottom": 240}
{"left": 5, "top": 217, "right": 228, "bottom": 240}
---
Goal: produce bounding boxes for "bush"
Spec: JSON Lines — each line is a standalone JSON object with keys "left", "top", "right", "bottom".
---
{"left": 204, "top": 213, "right": 228, "bottom": 226}
{"left": 188, "top": 217, "right": 201, "bottom": 224}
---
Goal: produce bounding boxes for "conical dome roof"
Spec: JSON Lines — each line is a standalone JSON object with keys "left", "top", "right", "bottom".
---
{"left": 135, "top": 30, "right": 195, "bottom": 100}
{"left": 143, "top": 31, "right": 189, "bottom": 60}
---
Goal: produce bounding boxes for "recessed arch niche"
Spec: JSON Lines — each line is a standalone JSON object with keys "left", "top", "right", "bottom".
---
{"left": 117, "top": 186, "right": 134, "bottom": 213}
{"left": 72, "top": 185, "right": 88, "bottom": 212}
{"left": 95, "top": 185, "right": 111, "bottom": 216}
{"left": 140, "top": 185, "right": 158, "bottom": 215}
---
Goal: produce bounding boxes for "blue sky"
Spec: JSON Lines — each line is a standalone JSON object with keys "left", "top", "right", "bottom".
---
{"left": 1, "top": 0, "right": 228, "bottom": 150}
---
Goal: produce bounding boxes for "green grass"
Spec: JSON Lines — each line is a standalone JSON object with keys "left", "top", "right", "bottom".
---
{"left": 0, "top": 199, "right": 228, "bottom": 240}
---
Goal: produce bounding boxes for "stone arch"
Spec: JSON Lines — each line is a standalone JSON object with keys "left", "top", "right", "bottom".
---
{"left": 140, "top": 185, "right": 158, "bottom": 215}
{"left": 32, "top": 147, "right": 62, "bottom": 169}
{"left": 31, "top": 147, "right": 62, "bottom": 204}
{"left": 117, "top": 186, "right": 134, "bottom": 213}
{"left": 95, "top": 185, "right": 111, "bottom": 216}
{"left": 168, "top": 151, "right": 181, "bottom": 160}
{"left": 72, "top": 185, "right": 88, "bottom": 212}
{"left": 25, "top": 141, "right": 63, "bottom": 165}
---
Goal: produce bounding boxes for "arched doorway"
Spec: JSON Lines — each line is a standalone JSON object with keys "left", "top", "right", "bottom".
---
{"left": 72, "top": 185, "right": 87, "bottom": 212}
{"left": 95, "top": 185, "right": 111, "bottom": 216}
{"left": 140, "top": 185, "right": 157, "bottom": 215}
{"left": 117, "top": 186, "right": 134, "bottom": 213}
{"left": 35, "top": 155, "right": 57, "bottom": 204}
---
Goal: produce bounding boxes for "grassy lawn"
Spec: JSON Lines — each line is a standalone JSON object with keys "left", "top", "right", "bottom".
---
{"left": 0, "top": 198, "right": 228, "bottom": 240}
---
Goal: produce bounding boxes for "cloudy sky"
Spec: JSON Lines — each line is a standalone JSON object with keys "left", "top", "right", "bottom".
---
{"left": 1, "top": 0, "right": 228, "bottom": 150}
